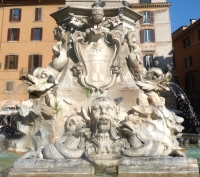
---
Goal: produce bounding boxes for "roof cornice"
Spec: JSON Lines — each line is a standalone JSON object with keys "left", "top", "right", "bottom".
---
{"left": 131, "top": 2, "right": 171, "bottom": 9}
{"left": 172, "top": 19, "right": 200, "bottom": 40}
{"left": 0, "top": 0, "right": 65, "bottom": 6}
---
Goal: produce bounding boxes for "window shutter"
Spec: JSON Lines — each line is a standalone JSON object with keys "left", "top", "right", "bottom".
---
{"left": 190, "top": 56, "right": 192, "bottom": 66}
{"left": 7, "top": 29, "right": 11, "bottom": 41}
{"left": 16, "top": 28, "right": 20, "bottom": 41}
{"left": 35, "top": 8, "right": 42, "bottom": 21}
{"left": 6, "top": 82, "right": 14, "bottom": 92}
{"left": 150, "top": 11, "right": 154, "bottom": 24}
{"left": 5, "top": 56, "right": 9, "bottom": 69}
{"left": 139, "top": 12, "right": 143, "bottom": 24}
{"left": 40, "top": 28, "right": 43, "bottom": 40}
{"left": 14, "top": 55, "right": 18, "bottom": 69}
{"left": 38, "top": 8, "right": 42, "bottom": 21}
{"left": 183, "top": 40, "right": 185, "bottom": 49}
{"left": 185, "top": 58, "right": 187, "bottom": 68}
{"left": 35, "top": 8, "right": 38, "bottom": 21}
{"left": 28, "top": 55, "right": 33, "bottom": 74}
{"left": 151, "top": 29, "right": 155, "bottom": 42}
{"left": 9, "top": 9, "right": 13, "bottom": 21}
{"left": 18, "top": 9, "right": 22, "bottom": 22}
{"left": 140, "top": 30, "right": 144, "bottom": 43}
{"left": 143, "top": 56, "right": 146, "bottom": 68}
{"left": 39, "top": 55, "right": 42, "bottom": 67}
{"left": 31, "top": 28, "right": 34, "bottom": 40}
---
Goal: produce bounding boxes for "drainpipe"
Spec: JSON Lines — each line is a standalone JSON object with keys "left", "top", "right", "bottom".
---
{"left": 0, "top": 0, "right": 5, "bottom": 69}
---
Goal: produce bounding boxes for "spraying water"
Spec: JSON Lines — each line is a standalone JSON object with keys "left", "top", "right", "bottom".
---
{"left": 0, "top": 83, "right": 26, "bottom": 134}
{"left": 168, "top": 82, "right": 200, "bottom": 134}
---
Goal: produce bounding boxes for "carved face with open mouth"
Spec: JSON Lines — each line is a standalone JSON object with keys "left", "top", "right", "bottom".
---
{"left": 91, "top": 99, "right": 116, "bottom": 133}
{"left": 97, "top": 117, "right": 111, "bottom": 133}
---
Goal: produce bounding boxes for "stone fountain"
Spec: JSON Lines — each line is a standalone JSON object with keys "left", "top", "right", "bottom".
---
{"left": 8, "top": 1, "right": 199, "bottom": 176}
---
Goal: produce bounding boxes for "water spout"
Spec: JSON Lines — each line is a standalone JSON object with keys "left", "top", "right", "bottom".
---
{"left": 168, "top": 82, "right": 199, "bottom": 134}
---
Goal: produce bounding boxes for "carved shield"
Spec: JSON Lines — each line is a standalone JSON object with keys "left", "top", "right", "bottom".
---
{"left": 73, "top": 29, "right": 122, "bottom": 91}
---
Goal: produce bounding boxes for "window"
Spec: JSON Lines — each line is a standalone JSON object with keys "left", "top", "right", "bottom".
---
{"left": 183, "top": 37, "right": 190, "bottom": 48}
{"left": 140, "top": 0, "right": 151, "bottom": 3}
{"left": 31, "top": 28, "right": 43, "bottom": 40}
{"left": 4, "top": 55, "right": 18, "bottom": 70}
{"left": 143, "top": 55, "right": 153, "bottom": 70}
{"left": 185, "top": 75, "right": 194, "bottom": 92}
{"left": 9, "top": 9, "right": 21, "bottom": 22}
{"left": 198, "top": 29, "right": 200, "bottom": 41}
{"left": 35, "top": 8, "right": 42, "bottom": 21}
{"left": 139, "top": 11, "right": 154, "bottom": 24}
{"left": 7, "top": 28, "right": 20, "bottom": 41}
{"left": 144, "top": 30, "right": 152, "bottom": 42}
{"left": 5, "top": 81, "right": 14, "bottom": 92}
{"left": 140, "top": 29, "right": 155, "bottom": 43}
{"left": 28, "top": 55, "right": 42, "bottom": 74}
{"left": 143, "top": 11, "right": 150, "bottom": 23}
{"left": 185, "top": 56, "right": 192, "bottom": 68}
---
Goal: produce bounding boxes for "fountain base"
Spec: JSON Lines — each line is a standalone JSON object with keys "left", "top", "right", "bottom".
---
{"left": 8, "top": 164, "right": 94, "bottom": 177}
{"left": 8, "top": 156, "right": 199, "bottom": 177}
{"left": 118, "top": 156, "right": 199, "bottom": 177}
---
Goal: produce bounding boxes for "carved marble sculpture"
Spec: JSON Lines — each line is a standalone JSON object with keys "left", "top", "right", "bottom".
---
{"left": 85, "top": 97, "right": 124, "bottom": 166}
{"left": 10, "top": 1, "right": 199, "bottom": 176}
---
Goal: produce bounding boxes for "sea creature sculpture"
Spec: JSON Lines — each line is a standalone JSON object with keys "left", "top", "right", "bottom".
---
{"left": 126, "top": 29, "right": 144, "bottom": 81}
{"left": 137, "top": 68, "right": 172, "bottom": 92}
{"left": 13, "top": 115, "right": 86, "bottom": 168}
{"left": 122, "top": 114, "right": 186, "bottom": 157}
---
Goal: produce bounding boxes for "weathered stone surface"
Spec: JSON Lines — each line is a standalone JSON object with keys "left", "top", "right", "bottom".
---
{"left": 9, "top": 164, "right": 94, "bottom": 177}
{"left": 119, "top": 156, "right": 199, "bottom": 175}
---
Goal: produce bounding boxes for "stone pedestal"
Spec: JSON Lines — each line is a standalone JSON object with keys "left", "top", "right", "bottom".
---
{"left": 118, "top": 156, "right": 199, "bottom": 177}
{"left": 9, "top": 164, "right": 94, "bottom": 177}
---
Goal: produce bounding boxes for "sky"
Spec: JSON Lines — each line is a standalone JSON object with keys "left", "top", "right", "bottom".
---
{"left": 167, "top": 0, "right": 200, "bottom": 33}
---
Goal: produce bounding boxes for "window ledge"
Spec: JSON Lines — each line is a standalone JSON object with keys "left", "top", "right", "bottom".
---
{"left": 4, "top": 91, "right": 14, "bottom": 93}
{"left": 142, "top": 23, "right": 153, "bottom": 25}
{"left": 7, "top": 41, "right": 19, "bottom": 42}
{"left": 33, "top": 21, "right": 43, "bottom": 22}
{"left": 31, "top": 40, "right": 42, "bottom": 42}
{"left": 140, "top": 24, "right": 154, "bottom": 27}
{"left": 143, "top": 41, "right": 154, "bottom": 43}
{"left": 4, "top": 69, "right": 18, "bottom": 71}
{"left": 9, "top": 21, "right": 20, "bottom": 23}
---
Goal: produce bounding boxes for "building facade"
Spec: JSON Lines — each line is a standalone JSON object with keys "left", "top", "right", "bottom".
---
{"left": 0, "top": 0, "right": 173, "bottom": 108}
{"left": 172, "top": 19, "right": 200, "bottom": 118}
{"left": 131, "top": 0, "right": 172, "bottom": 70}
{"left": 0, "top": 0, "right": 65, "bottom": 104}
{"left": 130, "top": 0, "right": 174, "bottom": 108}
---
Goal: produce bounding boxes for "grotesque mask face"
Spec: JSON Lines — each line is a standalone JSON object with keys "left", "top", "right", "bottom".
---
{"left": 91, "top": 99, "right": 116, "bottom": 133}
{"left": 92, "top": 101, "right": 115, "bottom": 119}
{"left": 97, "top": 118, "right": 111, "bottom": 133}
